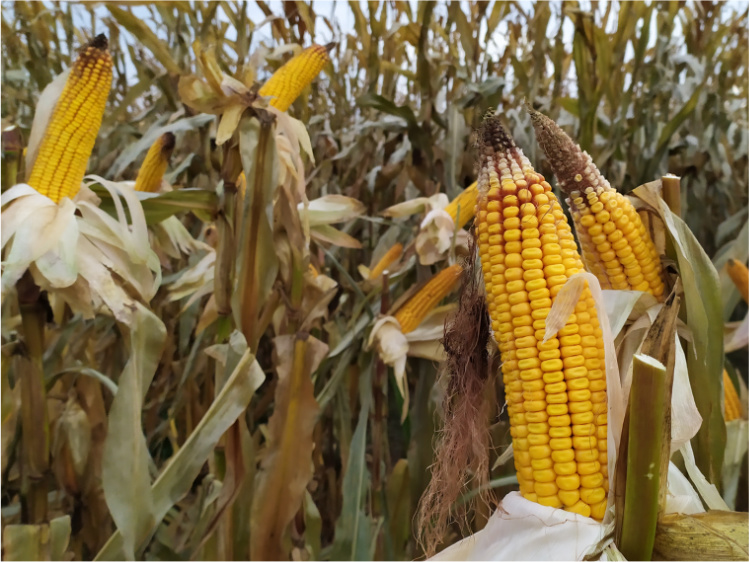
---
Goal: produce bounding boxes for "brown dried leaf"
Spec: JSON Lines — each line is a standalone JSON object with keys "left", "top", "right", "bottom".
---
{"left": 654, "top": 511, "right": 749, "bottom": 561}
{"left": 250, "top": 334, "right": 327, "bottom": 560}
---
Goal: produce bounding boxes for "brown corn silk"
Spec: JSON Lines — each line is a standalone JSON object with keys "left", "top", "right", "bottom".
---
{"left": 27, "top": 34, "right": 113, "bottom": 203}
{"left": 475, "top": 117, "right": 608, "bottom": 520}
{"left": 417, "top": 250, "right": 493, "bottom": 557}
{"left": 529, "top": 108, "right": 665, "bottom": 299}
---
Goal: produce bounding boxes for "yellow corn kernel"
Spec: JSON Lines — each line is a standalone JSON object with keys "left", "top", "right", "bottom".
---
{"left": 134, "top": 132, "right": 175, "bottom": 192}
{"left": 28, "top": 35, "right": 113, "bottom": 203}
{"left": 368, "top": 243, "right": 403, "bottom": 280}
{"left": 258, "top": 44, "right": 331, "bottom": 112}
{"left": 394, "top": 264, "right": 462, "bottom": 333}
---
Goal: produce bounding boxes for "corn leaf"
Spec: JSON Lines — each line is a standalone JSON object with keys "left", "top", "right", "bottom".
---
{"left": 2, "top": 516, "right": 71, "bottom": 561}
{"left": 635, "top": 182, "right": 726, "bottom": 484}
{"left": 101, "top": 304, "right": 165, "bottom": 561}
{"left": 250, "top": 334, "right": 327, "bottom": 560}
{"left": 331, "top": 360, "right": 379, "bottom": 561}
{"left": 96, "top": 334, "right": 263, "bottom": 560}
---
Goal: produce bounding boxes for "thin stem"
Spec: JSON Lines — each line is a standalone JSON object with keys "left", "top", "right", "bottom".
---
{"left": 619, "top": 354, "right": 667, "bottom": 561}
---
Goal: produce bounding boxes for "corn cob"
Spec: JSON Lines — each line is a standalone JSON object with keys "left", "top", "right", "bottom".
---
{"left": 476, "top": 117, "right": 608, "bottom": 520}
{"left": 394, "top": 264, "right": 462, "bottom": 333}
{"left": 369, "top": 243, "right": 403, "bottom": 280}
{"left": 258, "top": 44, "right": 331, "bottom": 112}
{"left": 27, "top": 35, "right": 112, "bottom": 203}
{"left": 444, "top": 182, "right": 479, "bottom": 230}
{"left": 726, "top": 259, "right": 749, "bottom": 304}
{"left": 724, "top": 370, "right": 743, "bottom": 422}
{"left": 134, "top": 132, "right": 175, "bottom": 192}
{"left": 528, "top": 108, "right": 665, "bottom": 299}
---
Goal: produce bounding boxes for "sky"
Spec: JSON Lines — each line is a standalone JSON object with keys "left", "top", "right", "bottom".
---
{"left": 4, "top": 0, "right": 745, "bottom": 98}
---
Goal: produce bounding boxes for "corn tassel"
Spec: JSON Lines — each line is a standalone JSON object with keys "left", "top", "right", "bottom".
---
{"left": 369, "top": 243, "right": 403, "bottom": 280}
{"left": 444, "top": 182, "right": 479, "bottom": 230}
{"left": 27, "top": 35, "right": 112, "bottom": 203}
{"left": 724, "top": 370, "right": 743, "bottom": 422}
{"left": 476, "top": 117, "right": 608, "bottom": 520}
{"left": 258, "top": 44, "right": 331, "bottom": 112}
{"left": 134, "top": 132, "right": 175, "bottom": 192}
{"left": 726, "top": 259, "right": 749, "bottom": 304}
{"left": 528, "top": 108, "right": 665, "bottom": 299}
{"left": 394, "top": 264, "right": 462, "bottom": 333}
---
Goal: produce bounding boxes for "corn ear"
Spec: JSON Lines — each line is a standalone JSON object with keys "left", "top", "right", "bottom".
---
{"left": 724, "top": 370, "right": 743, "bottom": 422}
{"left": 27, "top": 34, "right": 112, "bottom": 203}
{"left": 444, "top": 182, "right": 479, "bottom": 229}
{"left": 369, "top": 243, "right": 403, "bottom": 280}
{"left": 475, "top": 117, "right": 608, "bottom": 520}
{"left": 726, "top": 259, "right": 749, "bottom": 304}
{"left": 258, "top": 44, "right": 331, "bottom": 112}
{"left": 134, "top": 132, "right": 175, "bottom": 192}
{"left": 394, "top": 264, "right": 462, "bottom": 333}
{"left": 528, "top": 107, "right": 665, "bottom": 299}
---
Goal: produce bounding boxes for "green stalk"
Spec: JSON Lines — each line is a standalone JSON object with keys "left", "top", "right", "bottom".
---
{"left": 17, "top": 271, "right": 49, "bottom": 524}
{"left": 620, "top": 354, "right": 667, "bottom": 561}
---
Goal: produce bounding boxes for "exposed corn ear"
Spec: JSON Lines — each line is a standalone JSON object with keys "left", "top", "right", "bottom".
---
{"left": 258, "top": 44, "right": 331, "bottom": 112}
{"left": 726, "top": 259, "right": 749, "bottom": 304}
{"left": 134, "top": 132, "right": 175, "bottom": 192}
{"left": 724, "top": 370, "right": 743, "bottom": 422}
{"left": 27, "top": 34, "right": 112, "bottom": 203}
{"left": 369, "top": 243, "right": 403, "bottom": 280}
{"left": 528, "top": 108, "right": 665, "bottom": 299}
{"left": 444, "top": 182, "right": 479, "bottom": 229}
{"left": 394, "top": 264, "right": 462, "bottom": 333}
{"left": 476, "top": 117, "right": 608, "bottom": 520}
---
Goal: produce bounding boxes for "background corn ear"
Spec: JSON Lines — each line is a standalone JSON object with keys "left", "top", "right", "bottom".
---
{"left": 369, "top": 243, "right": 403, "bottom": 280}
{"left": 726, "top": 259, "right": 749, "bottom": 304}
{"left": 134, "top": 132, "right": 175, "bottom": 192}
{"left": 475, "top": 117, "right": 608, "bottom": 520}
{"left": 394, "top": 264, "right": 462, "bottom": 333}
{"left": 528, "top": 107, "right": 665, "bottom": 299}
{"left": 258, "top": 44, "right": 331, "bottom": 112}
{"left": 27, "top": 34, "right": 112, "bottom": 203}
{"left": 444, "top": 182, "right": 479, "bottom": 230}
{"left": 724, "top": 370, "right": 743, "bottom": 422}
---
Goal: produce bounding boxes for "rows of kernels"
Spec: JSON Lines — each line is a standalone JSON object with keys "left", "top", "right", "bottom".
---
{"left": 568, "top": 195, "right": 612, "bottom": 289}
{"left": 567, "top": 186, "right": 664, "bottom": 298}
{"left": 258, "top": 45, "right": 329, "bottom": 112}
{"left": 134, "top": 134, "right": 174, "bottom": 193}
{"left": 444, "top": 182, "right": 479, "bottom": 229}
{"left": 28, "top": 44, "right": 112, "bottom": 203}
{"left": 476, "top": 137, "right": 608, "bottom": 520}
{"left": 393, "top": 264, "right": 462, "bottom": 333}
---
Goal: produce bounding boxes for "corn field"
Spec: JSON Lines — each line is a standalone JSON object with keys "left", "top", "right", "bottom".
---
{"left": 1, "top": 1, "right": 748, "bottom": 561}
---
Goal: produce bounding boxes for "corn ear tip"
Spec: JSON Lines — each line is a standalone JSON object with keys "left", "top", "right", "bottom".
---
{"left": 160, "top": 132, "right": 176, "bottom": 154}
{"left": 88, "top": 33, "right": 109, "bottom": 51}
